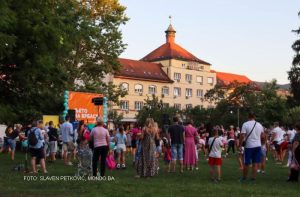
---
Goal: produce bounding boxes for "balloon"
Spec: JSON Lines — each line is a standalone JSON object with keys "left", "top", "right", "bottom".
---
{"left": 63, "top": 103, "right": 68, "bottom": 107}
{"left": 64, "top": 94, "right": 68, "bottom": 99}
{"left": 64, "top": 91, "right": 69, "bottom": 98}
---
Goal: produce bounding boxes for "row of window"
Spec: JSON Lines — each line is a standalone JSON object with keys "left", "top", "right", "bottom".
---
{"left": 120, "top": 101, "right": 199, "bottom": 111}
{"left": 173, "top": 73, "right": 214, "bottom": 84}
{"left": 120, "top": 83, "right": 205, "bottom": 97}
{"left": 181, "top": 63, "right": 204, "bottom": 71}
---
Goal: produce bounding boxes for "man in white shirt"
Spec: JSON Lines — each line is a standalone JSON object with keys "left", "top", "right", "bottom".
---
{"left": 271, "top": 122, "right": 285, "bottom": 163}
{"left": 61, "top": 115, "right": 75, "bottom": 166}
{"left": 239, "top": 112, "right": 264, "bottom": 182}
{"left": 272, "top": 122, "right": 283, "bottom": 143}
{"left": 286, "top": 127, "right": 297, "bottom": 166}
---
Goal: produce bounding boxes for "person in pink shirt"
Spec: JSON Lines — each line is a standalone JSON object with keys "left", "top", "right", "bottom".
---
{"left": 90, "top": 117, "right": 110, "bottom": 176}
{"left": 131, "top": 123, "right": 141, "bottom": 164}
{"left": 184, "top": 121, "right": 199, "bottom": 170}
{"left": 226, "top": 126, "right": 236, "bottom": 156}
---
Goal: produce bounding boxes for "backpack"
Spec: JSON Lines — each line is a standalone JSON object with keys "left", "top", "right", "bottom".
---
{"left": 28, "top": 129, "right": 38, "bottom": 146}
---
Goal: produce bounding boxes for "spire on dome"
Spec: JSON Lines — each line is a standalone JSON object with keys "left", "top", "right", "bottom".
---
{"left": 165, "top": 16, "right": 176, "bottom": 43}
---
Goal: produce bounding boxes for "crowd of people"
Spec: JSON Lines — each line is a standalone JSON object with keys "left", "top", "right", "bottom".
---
{"left": 1, "top": 112, "right": 300, "bottom": 183}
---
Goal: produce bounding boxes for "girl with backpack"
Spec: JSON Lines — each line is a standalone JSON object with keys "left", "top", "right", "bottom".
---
{"left": 115, "top": 127, "right": 127, "bottom": 169}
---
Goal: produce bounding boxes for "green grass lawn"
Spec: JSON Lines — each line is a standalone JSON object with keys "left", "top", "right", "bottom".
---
{"left": 0, "top": 151, "right": 299, "bottom": 197}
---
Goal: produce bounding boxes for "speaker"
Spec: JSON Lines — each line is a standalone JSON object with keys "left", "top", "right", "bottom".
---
{"left": 92, "top": 97, "right": 104, "bottom": 106}
{"left": 67, "top": 109, "right": 76, "bottom": 122}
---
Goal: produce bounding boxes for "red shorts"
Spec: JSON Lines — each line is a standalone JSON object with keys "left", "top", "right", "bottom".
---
{"left": 279, "top": 141, "right": 288, "bottom": 151}
{"left": 208, "top": 157, "right": 222, "bottom": 166}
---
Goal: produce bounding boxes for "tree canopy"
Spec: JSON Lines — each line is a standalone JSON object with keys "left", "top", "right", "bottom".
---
{"left": 0, "top": 0, "right": 128, "bottom": 124}
{"left": 288, "top": 11, "right": 300, "bottom": 104}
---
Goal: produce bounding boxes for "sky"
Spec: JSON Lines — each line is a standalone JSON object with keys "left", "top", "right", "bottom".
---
{"left": 118, "top": 0, "right": 300, "bottom": 84}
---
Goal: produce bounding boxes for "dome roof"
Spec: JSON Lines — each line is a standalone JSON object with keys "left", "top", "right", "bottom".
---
{"left": 165, "top": 24, "right": 176, "bottom": 32}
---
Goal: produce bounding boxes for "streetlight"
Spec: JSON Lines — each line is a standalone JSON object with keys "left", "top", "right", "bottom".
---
{"left": 228, "top": 106, "right": 240, "bottom": 128}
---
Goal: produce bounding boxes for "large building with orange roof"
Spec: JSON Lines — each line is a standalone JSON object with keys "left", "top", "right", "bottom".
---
{"left": 108, "top": 23, "right": 253, "bottom": 123}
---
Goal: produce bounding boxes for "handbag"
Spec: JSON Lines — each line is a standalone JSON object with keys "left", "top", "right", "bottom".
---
{"left": 106, "top": 153, "right": 116, "bottom": 170}
{"left": 89, "top": 137, "right": 94, "bottom": 150}
{"left": 242, "top": 122, "right": 257, "bottom": 147}
{"left": 88, "top": 130, "right": 94, "bottom": 150}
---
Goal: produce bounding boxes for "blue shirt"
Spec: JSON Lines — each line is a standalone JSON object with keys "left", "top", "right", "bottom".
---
{"left": 61, "top": 121, "right": 74, "bottom": 143}
{"left": 28, "top": 127, "right": 44, "bottom": 149}
{"left": 116, "top": 133, "right": 127, "bottom": 145}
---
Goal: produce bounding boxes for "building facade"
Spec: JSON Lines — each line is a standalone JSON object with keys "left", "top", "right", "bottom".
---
{"left": 111, "top": 23, "right": 217, "bottom": 123}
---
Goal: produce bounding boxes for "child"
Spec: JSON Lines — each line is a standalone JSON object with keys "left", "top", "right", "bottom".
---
{"left": 134, "top": 133, "right": 142, "bottom": 165}
{"left": 126, "top": 128, "right": 132, "bottom": 155}
{"left": 115, "top": 127, "right": 127, "bottom": 169}
{"left": 208, "top": 128, "right": 224, "bottom": 182}
{"left": 258, "top": 130, "right": 267, "bottom": 174}
{"left": 162, "top": 137, "right": 171, "bottom": 172}
{"left": 236, "top": 132, "right": 244, "bottom": 170}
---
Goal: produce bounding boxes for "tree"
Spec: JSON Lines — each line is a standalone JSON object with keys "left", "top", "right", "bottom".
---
{"left": 254, "top": 80, "right": 287, "bottom": 126}
{"left": 204, "top": 80, "right": 288, "bottom": 128}
{"left": 288, "top": 11, "right": 300, "bottom": 104}
{"left": 108, "top": 109, "right": 123, "bottom": 129}
{"left": 183, "top": 105, "right": 207, "bottom": 127}
{"left": 0, "top": 0, "right": 128, "bottom": 124}
{"left": 284, "top": 106, "right": 300, "bottom": 126}
{"left": 136, "top": 95, "right": 179, "bottom": 127}
{"left": 204, "top": 84, "right": 226, "bottom": 104}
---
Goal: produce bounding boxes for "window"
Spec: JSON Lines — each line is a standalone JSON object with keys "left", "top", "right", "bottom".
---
{"left": 186, "top": 104, "right": 193, "bottom": 109}
{"left": 134, "top": 101, "right": 143, "bottom": 111}
{"left": 148, "top": 85, "right": 156, "bottom": 94}
{"left": 197, "top": 89, "right": 204, "bottom": 97}
{"left": 174, "top": 73, "right": 181, "bottom": 80}
{"left": 208, "top": 77, "right": 214, "bottom": 84}
{"left": 196, "top": 76, "right": 203, "bottom": 84}
{"left": 186, "top": 88, "right": 192, "bottom": 97}
{"left": 174, "top": 87, "right": 181, "bottom": 97}
{"left": 185, "top": 74, "right": 192, "bottom": 82}
{"left": 162, "top": 86, "right": 169, "bottom": 95}
{"left": 120, "top": 101, "right": 129, "bottom": 110}
{"left": 182, "top": 63, "right": 186, "bottom": 68}
{"left": 163, "top": 103, "right": 169, "bottom": 108}
{"left": 174, "top": 103, "right": 181, "bottom": 110}
{"left": 120, "top": 83, "right": 129, "bottom": 91}
{"left": 134, "top": 84, "right": 143, "bottom": 93}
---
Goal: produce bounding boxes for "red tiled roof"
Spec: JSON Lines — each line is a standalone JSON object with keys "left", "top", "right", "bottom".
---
{"left": 116, "top": 58, "right": 173, "bottom": 83}
{"left": 215, "top": 71, "right": 252, "bottom": 86}
{"left": 141, "top": 42, "right": 211, "bottom": 65}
